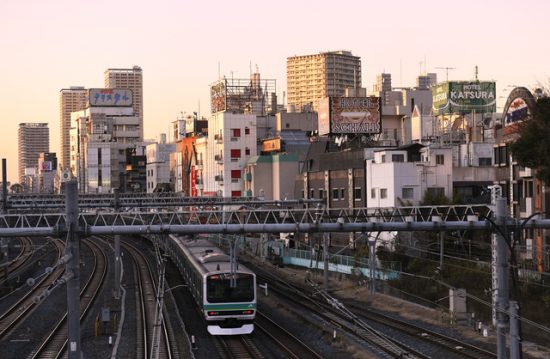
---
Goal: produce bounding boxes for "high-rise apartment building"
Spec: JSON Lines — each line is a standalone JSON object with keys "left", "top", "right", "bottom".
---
{"left": 18, "top": 123, "right": 49, "bottom": 187}
{"left": 59, "top": 87, "right": 87, "bottom": 170}
{"left": 287, "top": 51, "right": 361, "bottom": 112}
{"left": 104, "top": 66, "right": 143, "bottom": 140}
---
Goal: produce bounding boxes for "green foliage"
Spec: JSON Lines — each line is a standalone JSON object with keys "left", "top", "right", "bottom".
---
{"left": 509, "top": 97, "right": 550, "bottom": 185}
{"left": 419, "top": 190, "right": 451, "bottom": 205}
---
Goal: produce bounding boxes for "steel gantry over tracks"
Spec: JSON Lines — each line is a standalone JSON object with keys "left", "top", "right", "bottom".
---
{"left": 0, "top": 202, "right": 548, "bottom": 237}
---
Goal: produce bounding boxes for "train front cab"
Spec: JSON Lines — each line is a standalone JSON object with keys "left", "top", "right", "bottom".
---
{"left": 203, "top": 272, "right": 256, "bottom": 335}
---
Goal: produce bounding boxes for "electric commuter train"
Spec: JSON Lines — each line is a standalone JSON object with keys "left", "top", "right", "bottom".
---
{"left": 162, "top": 235, "right": 256, "bottom": 335}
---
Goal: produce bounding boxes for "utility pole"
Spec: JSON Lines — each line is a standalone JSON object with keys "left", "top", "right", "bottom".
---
{"left": 65, "top": 180, "right": 81, "bottom": 359}
{"left": 436, "top": 66, "right": 456, "bottom": 82}
{"left": 495, "top": 197, "right": 509, "bottom": 359}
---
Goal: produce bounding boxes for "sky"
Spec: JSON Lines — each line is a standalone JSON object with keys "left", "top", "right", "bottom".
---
{"left": 1, "top": 0, "right": 549, "bottom": 184}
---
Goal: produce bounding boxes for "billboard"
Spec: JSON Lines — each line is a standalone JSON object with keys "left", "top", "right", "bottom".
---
{"left": 40, "top": 161, "right": 53, "bottom": 171}
{"left": 432, "top": 82, "right": 496, "bottom": 115}
{"left": 210, "top": 81, "right": 226, "bottom": 113}
{"left": 262, "top": 138, "right": 281, "bottom": 153}
{"left": 89, "top": 88, "right": 133, "bottom": 107}
{"left": 505, "top": 98, "right": 529, "bottom": 127}
{"left": 330, "top": 97, "right": 381, "bottom": 134}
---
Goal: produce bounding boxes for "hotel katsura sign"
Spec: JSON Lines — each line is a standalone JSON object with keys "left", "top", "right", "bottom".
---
{"left": 432, "top": 81, "right": 496, "bottom": 115}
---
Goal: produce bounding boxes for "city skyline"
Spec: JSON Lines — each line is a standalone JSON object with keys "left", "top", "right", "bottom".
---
{"left": 1, "top": 0, "right": 549, "bottom": 183}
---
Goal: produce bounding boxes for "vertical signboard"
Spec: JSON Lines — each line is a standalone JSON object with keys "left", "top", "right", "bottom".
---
{"left": 318, "top": 97, "right": 331, "bottom": 136}
{"left": 190, "top": 166, "right": 197, "bottom": 197}
{"left": 210, "top": 80, "right": 227, "bottom": 113}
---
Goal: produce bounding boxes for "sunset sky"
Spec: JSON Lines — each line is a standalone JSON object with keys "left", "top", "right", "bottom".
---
{"left": 1, "top": 0, "right": 548, "bottom": 183}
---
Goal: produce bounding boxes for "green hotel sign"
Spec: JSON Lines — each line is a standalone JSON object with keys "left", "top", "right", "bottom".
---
{"left": 432, "top": 81, "right": 496, "bottom": 115}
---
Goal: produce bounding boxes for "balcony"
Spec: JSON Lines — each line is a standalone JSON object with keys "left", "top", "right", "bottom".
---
{"left": 214, "top": 175, "right": 224, "bottom": 183}
{"left": 519, "top": 167, "right": 533, "bottom": 178}
{"left": 214, "top": 134, "right": 223, "bottom": 144}
{"left": 520, "top": 197, "right": 534, "bottom": 218}
{"left": 245, "top": 172, "right": 252, "bottom": 182}
{"left": 195, "top": 179, "right": 204, "bottom": 189}
{"left": 214, "top": 155, "right": 223, "bottom": 164}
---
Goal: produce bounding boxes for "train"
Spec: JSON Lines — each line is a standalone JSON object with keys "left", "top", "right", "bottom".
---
{"left": 162, "top": 234, "right": 256, "bottom": 335}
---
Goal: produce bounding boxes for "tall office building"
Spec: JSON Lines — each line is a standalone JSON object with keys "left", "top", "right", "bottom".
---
{"left": 59, "top": 87, "right": 87, "bottom": 170}
{"left": 104, "top": 66, "right": 144, "bottom": 140}
{"left": 287, "top": 51, "right": 361, "bottom": 112}
{"left": 18, "top": 123, "right": 49, "bottom": 187}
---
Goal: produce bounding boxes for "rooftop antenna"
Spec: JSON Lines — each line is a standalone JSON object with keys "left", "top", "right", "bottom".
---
{"left": 436, "top": 66, "right": 456, "bottom": 82}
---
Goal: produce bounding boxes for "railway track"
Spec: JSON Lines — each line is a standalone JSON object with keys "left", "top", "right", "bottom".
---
{"left": 0, "top": 236, "right": 33, "bottom": 284}
{"left": 30, "top": 238, "right": 107, "bottom": 359}
{"left": 0, "top": 238, "right": 65, "bottom": 338}
{"left": 345, "top": 301, "right": 496, "bottom": 359}
{"left": 255, "top": 311, "right": 323, "bottom": 358}
{"left": 121, "top": 239, "right": 176, "bottom": 359}
{"left": 214, "top": 335, "right": 263, "bottom": 359}
{"left": 254, "top": 262, "right": 496, "bottom": 359}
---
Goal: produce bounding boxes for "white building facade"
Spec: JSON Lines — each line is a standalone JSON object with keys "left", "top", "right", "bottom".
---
{"left": 70, "top": 106, "right": 140, "bottom": 193}
{"left": 366, "top": 145, "right": 453, "bottom": 207}
{"left": 146, "top": 134, "right": 175, "bottom": 193}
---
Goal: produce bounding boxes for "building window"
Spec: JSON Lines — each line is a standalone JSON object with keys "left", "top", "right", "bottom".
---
{"left": 245, "top": 147, "right": 250, "bottom": 155}
{"left": 310, "top": 189, "right": 315, "bottom": 198}
{"left": 231, "top": 170, "right": 241, "bottom": 182}
{"left": 381, "top": 155, "right": 386, "bottom": 163}
{"left": 301, "top": 190, "right": 305, "bottom": 199}
{"left": 402, "top": 187, "right": 414, "bottom": 199}
{"left": 371, "top": 188, "right": 376, "bottom": 199}
{"left": 231, "top": 190, "right": 242, "bottom": 197}
{"left": 332, "top": 188, "right": 339, "bottom": 200}
{"left": 231, "top": 128, "right": 241, "bottom": 138}
{"left": 427, "top": 187, "right": 445, "bottom": 197}
{"left": 392, "top": 154, "right": 404, "bottom": 162}
{"left": 319, "top": 188, "right": 324, "bottom": 199}
{"left": 479, "top": 157, "right": 492, "bottom": 166}
{"left": 351, "top": 187, "right": 361, "bottom": 201}
{"left": 98, "top": 148, "right": 102, "bottom": 165}
{"left": 230, "top": 149, "right": 241, "bottom": 159}
{"left": 340, "top": 188, "right": 345, "bottom": 200}
{"left": 245, "top": 127, "right": 250, "bottom": 135}
{"left": 436, "top": 154, "right": 445, "bottom": 165}
{"left": 380, "top": 188, "right": 387, "bottom": 199}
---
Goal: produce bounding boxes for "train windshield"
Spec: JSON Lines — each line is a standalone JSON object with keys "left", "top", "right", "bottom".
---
{"left": 206, "top": 273, "right": 254, "bottom": 303}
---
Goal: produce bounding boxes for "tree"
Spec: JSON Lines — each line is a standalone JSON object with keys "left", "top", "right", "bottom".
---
{"left": 509, "top": 97, "right": 550, "bottom": 185}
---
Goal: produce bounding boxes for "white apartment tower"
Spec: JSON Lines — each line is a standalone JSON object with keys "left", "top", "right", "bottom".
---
{"left": 104, "top": 66, "right": 144, "bottom": 140}
{"left": 18, "top": 123, "right": 49, "bottom": 187}
{"left": 287, "top": 51, "right": 361, "bottom": 112}
{"left": 204, "top": 112, "right": 257, "bottom": 197}
{"left": 60, "top": 87, "right": 87, "bottom": 170}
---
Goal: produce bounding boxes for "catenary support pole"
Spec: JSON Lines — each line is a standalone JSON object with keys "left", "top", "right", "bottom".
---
{"left": 113, "top": 189, "right": 121, "bottom": 299}
{"left": 323, "top": 231, "right": 329, "bottom": 291}
{"left": 114, "top": 234, "right": 121, "bottom": 299}
{"left": 496, "top": 197, "right": 509, "bottom": 359}
{"left": 65, "top": 180, "right": 81, "bottom": 359}
{"left": 510, "top": 300, "right": 520, "bottom": 359}
{"left": 2, "top": 159, "right": 7, "bottom": 213}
